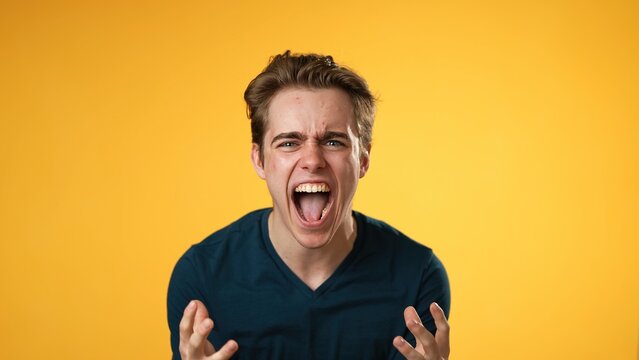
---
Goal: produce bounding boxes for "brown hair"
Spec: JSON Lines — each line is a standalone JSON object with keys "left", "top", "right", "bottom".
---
{"left": 244, "top": 50, "right": 375, "bottom": 160}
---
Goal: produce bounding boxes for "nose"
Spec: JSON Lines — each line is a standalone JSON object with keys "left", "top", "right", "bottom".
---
{"left": 299, "top": 143, "right": 326, "bottom": 172}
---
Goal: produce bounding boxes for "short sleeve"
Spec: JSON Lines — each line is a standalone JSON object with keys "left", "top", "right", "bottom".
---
{"left": 411, "top": 251, "right": 451, "bottom": 337}
{"left": 420, "top": 252, "right": 450, "bottom": 334}
{"left": 166, "top": 251, "right": 207, "bottom": 360}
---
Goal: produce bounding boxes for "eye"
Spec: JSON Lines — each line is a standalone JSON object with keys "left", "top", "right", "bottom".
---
{"left": 277, "top": 141, "right": 298, "bottom": 149}
{"left": 325, "top": 139, "right": 345, "bottom": 147}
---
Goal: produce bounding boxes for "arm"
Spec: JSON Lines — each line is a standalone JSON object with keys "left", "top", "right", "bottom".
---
{"left": 394, "top": 251, "right": 451, "bottom": 359}
{"left": 417, "top": 253, "right": 451, "bottom": 336}
{"left": 167, "top": 254, "right": 238, "bottom": 360}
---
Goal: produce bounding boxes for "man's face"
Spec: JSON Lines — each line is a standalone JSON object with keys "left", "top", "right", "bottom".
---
{"left": 251, "top": 87, "right": 370, "bottom": 249}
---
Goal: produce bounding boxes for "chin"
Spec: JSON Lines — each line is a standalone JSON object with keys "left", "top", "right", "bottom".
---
{"left": 292, "top": 230, "right": 334, "bottom": 250}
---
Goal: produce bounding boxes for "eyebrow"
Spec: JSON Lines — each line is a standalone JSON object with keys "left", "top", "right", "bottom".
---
{"left": 271, "top": 132, "right": 305, "bottom": 145}
{"left": 320, "top": 131, "right": 350, "bottom": 142}
{"left": 270, "top": 131, "right": 351, "bottom": 145}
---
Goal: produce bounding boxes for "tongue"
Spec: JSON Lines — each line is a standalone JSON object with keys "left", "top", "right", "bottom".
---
{"left": 298, "top": 193, "right": 328, "bottom": 222}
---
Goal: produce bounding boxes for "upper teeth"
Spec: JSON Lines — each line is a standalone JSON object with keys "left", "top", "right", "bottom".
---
{"left": 294, "top": 183, "right": 330, "bottom": 193}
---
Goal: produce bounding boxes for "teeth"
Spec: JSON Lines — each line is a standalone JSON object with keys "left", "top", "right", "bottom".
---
{"left": 294, "top": 183, "right": 330, "bottom": 193}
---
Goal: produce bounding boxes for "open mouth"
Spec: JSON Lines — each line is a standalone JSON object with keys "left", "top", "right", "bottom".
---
{"left": 293, "top": 183, "right": 332, "bottom": 223}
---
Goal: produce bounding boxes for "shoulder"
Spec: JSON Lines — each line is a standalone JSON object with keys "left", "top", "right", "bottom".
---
{"left": 177, "top": 208, "right": 269, "bottom": 269}
{"left": 168, "top": 208, "right": 270, "bottom": 291}
{"left": 354, "top": 211, "right": 448, "bottom": 285}
{"left": 355, "top": 211, "right": 435, "bottom": 261}
{"left": 352, "top": 211, "right": 450, "bottom": 316}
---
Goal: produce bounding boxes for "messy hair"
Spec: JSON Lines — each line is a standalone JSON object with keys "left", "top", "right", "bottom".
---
{"left": 244, "top": 50, "right": 375, "bottom": 160}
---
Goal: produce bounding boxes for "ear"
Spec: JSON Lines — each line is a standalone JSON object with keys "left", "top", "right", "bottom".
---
{"left": 251, "top": 143, "right": 266, "bottom": 179}
{"left": 359, "top": 144, "right": 371, "bottom": 178}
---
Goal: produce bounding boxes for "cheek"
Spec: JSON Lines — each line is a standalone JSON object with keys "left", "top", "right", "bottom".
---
{"left": 264, "top": 155, "right": 296, "bottom": 189}
{"left": 331, "top": 154, "right": 360, "bottom": 183}
{"left": 266, "top": 154, "right": 295, "bottom": 174}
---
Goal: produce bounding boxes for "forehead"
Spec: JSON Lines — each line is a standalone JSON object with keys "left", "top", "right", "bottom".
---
{"left": 265, "top": 87, "right": 356, "bottom": 134}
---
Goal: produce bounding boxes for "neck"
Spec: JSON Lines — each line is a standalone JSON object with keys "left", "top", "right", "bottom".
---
{"left": 268, "top": 211, "right": 357, "bottom": 290}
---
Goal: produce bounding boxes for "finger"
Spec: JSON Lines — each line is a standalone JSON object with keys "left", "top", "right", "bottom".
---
{"left": 404, "top": 307, "right": 440, "bottom": 358}
{"left": 193, "top": 300, "right": 210, "bottom": 331}
{"left": 393, "top": 336, "right": 424, "bottom": 360}
{"left": 403, "top": 306, "right": 421, "bottom": 325}
{"left": 430, "top": 302, "right": 450, "bottom": 358}
{"left": 179, "top": 301, "right": 197, "bottom": 353}
{"left": 188, "top": 317, "right": 214, "bottom": 356}
{"left": 192, "top": 300, "right": 217, "bottom": 356}
{"left": 209, "top": 340, "right": 239, "bottom": 360}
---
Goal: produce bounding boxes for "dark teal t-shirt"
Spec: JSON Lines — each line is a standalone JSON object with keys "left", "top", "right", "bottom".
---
{"left": 167, "top": 209, "right": 450, "bottom": 359}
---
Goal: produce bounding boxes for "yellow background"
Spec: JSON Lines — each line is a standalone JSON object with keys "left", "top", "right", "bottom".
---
{"left": 1, "top": 0, "right": 637, "bottom": 359}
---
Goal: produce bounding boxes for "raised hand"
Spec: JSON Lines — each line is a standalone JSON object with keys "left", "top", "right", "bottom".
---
{"left": 179, "top": 300, "right": 239, "bottom": 360}
{"left": 393, "top": 303, "right": 450, "bottom": 360}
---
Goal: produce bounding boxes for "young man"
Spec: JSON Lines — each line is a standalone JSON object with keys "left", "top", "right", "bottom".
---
{"left": 167, "top": 51, "right": 451, "bottom": 360}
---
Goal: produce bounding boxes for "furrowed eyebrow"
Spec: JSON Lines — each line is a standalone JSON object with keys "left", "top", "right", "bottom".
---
{"left": 270, "top": 131, "right": 350, "bottom": 145}
{"left": 271, "top": 132, "right": 305, "bottom": 145}
{"left": 320, "top": 131, "right": 350, "bottom": 142}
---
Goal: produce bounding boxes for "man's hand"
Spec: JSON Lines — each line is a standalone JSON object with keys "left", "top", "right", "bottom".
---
{"left": 179, "top": 300, "right": 238, "bottom": 360}
{"left": 393, "top": 302, "right": 450, "bottom": 360}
